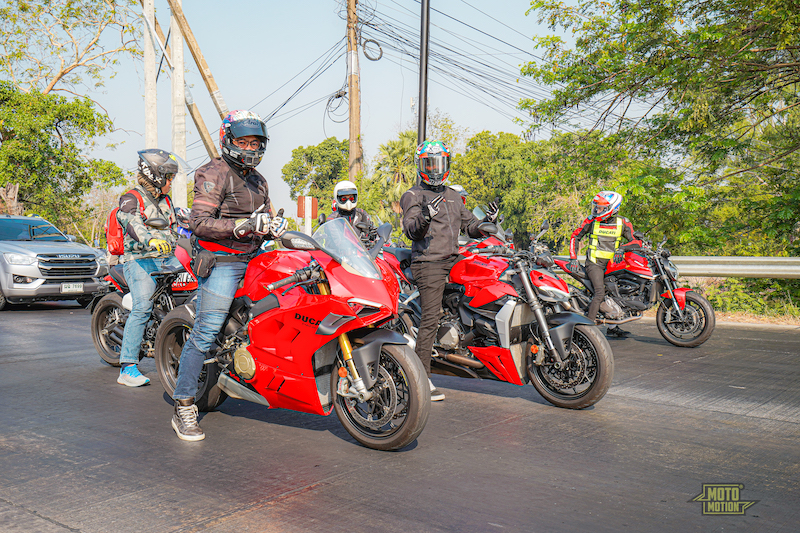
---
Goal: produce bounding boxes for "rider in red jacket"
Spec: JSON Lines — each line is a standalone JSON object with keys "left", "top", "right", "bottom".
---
{"left": 568, "top": 191, "right": 638, "bottom": 337}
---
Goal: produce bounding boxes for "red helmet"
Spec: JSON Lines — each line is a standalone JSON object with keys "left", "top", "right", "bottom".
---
{"left": 590, "top": 191, "right": 622, "bottom": 221}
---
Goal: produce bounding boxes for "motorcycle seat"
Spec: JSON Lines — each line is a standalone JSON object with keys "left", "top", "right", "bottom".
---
{"left": 150, "top": 264, "right": 186, "bottom": 277}
{"left": 109, "top": 265, "right": 128, "bottom": 291}
{"left": 384, "top": 246, "right": 412, "bottom": 265}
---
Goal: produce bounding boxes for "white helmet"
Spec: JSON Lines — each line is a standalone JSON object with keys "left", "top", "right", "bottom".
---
{"left": 333, "top": 180, "right": 358, "bottom": 213}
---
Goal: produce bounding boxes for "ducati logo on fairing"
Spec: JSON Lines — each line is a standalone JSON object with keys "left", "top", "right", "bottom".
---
{"left": 295, "top": 313, "right": 320, "bottom": 326}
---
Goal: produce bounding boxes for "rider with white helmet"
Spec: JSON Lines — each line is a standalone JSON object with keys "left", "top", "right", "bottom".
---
{"left": 328, "top": 180, "right": 377, "bottom": 244}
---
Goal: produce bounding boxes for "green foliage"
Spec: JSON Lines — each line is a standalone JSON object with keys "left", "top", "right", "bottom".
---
{"left": 704, "top": 278, "right": 800, "bottom": 318}
{"left": 280, "top": 137, "right": 349, "bottom": 215}
{"left": 0, "top": 81, "right": 124, "bottom": 226}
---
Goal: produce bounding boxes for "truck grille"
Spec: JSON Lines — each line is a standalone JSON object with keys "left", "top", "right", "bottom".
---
{"left": 37, "top": 253, "right": 98, "bottom": 279}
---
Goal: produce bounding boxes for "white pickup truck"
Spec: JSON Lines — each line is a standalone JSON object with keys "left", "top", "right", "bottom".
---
{"left": 0, "top": 214, "right": 108, "bottom": 310}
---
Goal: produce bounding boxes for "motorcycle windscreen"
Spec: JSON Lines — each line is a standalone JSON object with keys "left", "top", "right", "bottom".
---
{"left": 312, "top": 217, "right": 382, "bottom": 280}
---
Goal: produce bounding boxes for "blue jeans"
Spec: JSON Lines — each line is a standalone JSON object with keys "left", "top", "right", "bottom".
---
{"left": 173, "top": 261, "right": 248, "bottom": 401}
{"left": 120, "top": 256, "right": 181, "bottom": 365}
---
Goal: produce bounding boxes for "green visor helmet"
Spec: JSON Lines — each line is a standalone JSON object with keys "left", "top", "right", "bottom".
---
{"left": 416, "top": 140, "right": 451, "bottom": 186}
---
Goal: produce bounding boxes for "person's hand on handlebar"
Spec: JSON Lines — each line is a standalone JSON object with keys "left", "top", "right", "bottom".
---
{"left": 148, "top": 238, "right": 171, "bottom": 254}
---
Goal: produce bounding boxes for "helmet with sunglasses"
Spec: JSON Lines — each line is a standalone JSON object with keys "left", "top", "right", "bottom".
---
{"left": 219, "top": 109, "right": 269, "bottom": 171}
{"left": 333, "top": 180, "right": 358, "bottom": 214}
{"left": 590, "top": 190, "right": 623, "bottom": 221}
{"left": 416, "top": 140, "right": 450, "bottom": 187}
{"left": 137, "top": 149, "right": 180, "bottom": 189}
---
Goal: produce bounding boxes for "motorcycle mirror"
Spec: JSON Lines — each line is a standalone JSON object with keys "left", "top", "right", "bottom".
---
{"left": 377, "top": 222, "right": 392, "bottom": 242}
{"left": 504, "top": 228, "right": 514, "bottom": 241}
{"left": 541, "top": 219, "right": 550, "bottom": 231}
{"left": 478, "top": 221, "right": 497, "bottom": 235}
{"left": 317, "top": 213, "right": 327, "bottom": 225}
{"left": 662, "top": 234, "right": 668, "bottom": 244}
{"left": 634, "top": 231, "right": 644, "bottom": 240}
{"left": 145, "top": 217, "right": 169, "bottom": 230}
{"left": 279, "top": 231, "right": 320, "bottom": 251}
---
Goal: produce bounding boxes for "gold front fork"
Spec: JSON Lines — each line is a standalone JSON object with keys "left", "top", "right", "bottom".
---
{"left": 317, "top": 278, "right": 371, "bottom": 400}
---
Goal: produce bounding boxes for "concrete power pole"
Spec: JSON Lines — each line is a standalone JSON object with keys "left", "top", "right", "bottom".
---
{"left": 143, "top": 0, "right": 157, "bottom": 149}
{"left": 167, "top": 0, "right": 228, "bottom": 120}
{"left": 347, "top": 0, "right": 363, "bottom": 184}
{"left": 170, "top": 0, "right": 187, "bottom": 208}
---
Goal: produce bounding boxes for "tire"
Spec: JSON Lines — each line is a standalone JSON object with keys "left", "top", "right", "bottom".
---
{"left": 90, "top": 292, "right": 126, "bottom": 366}
{"left": 0, "top": 287, "right": 6, "bottom": 311}
{"left": 528, "top": 324, "right": 614, "bottom": 409}
{"left": 154, "top": 305, "right": 227, "bottom": 412}
{"left": 332, "top": 343, "right": 430, "bottom": 451}
{"left": 656, "top": 291, "right": 716, "bottom": 348}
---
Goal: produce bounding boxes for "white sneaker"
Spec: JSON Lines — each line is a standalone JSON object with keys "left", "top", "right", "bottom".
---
{"left": 428, "top": 378, "right": 445, "bottom": 402}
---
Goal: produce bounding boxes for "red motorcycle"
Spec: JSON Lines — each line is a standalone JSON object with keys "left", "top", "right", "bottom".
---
{"left": 385, "top": 221, "right": 614, "bottom": 409}
{"left": 153, "top": 219, "right": 430, "bottom": 451}
{"left": 89, "top": 218, "right": 197, "bottom": 366}
{"left": 553, "top": 233, "right": 715, "bottom": 347}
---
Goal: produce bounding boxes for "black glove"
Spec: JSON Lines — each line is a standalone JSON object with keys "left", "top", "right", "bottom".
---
{"left": 485, "top": 200, "right": 499, "bottom": 223}
{"left": 368, "top": 225, "right": 378, "bottom": 241}
{"left": 613, "top": 250, "right": 625, "bottom": 264}
{"left": 567, "top": 259, "right": 580, "bottom": 272}
{"left": 233, "top": 217, "right": 257, "bottom": 238}
{"left": 422, "top": 195, "right": 445, "bottom": 222}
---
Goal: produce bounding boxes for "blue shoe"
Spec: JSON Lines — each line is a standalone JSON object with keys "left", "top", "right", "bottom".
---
{"left": 117, "top": 365, "right": 150, "bottom": 387}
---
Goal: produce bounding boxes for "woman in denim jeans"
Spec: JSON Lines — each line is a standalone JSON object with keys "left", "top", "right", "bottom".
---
{"left": 116, "top": 149, "right": 182, "bottom": 387}
{"left": 170, "top": 110, "right": 287, "bottom": 442}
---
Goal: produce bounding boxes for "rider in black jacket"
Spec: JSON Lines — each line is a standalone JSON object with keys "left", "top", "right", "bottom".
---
{"left": 328, "top": 180, "right": 376, "bottom": 245}
{"left": 400, "top": 140, "right": 497, "bottom": 401}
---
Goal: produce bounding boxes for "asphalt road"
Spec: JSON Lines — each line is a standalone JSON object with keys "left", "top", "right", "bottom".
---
{"left": 1, "top": 302, "right": 798, "bottom": 533}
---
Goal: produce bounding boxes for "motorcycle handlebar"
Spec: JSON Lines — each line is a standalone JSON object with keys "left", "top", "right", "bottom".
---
{"left": 266, "top": 261, "right": 319, "bottom": 292}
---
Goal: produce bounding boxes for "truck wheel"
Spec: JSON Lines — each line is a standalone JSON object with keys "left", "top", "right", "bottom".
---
{"left": 0, "top": 288, "right": 6, "bottom": 311}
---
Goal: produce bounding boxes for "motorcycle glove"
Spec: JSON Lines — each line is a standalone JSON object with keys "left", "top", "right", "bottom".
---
{"left": 613, "top": 250, "right": 625, "bottom": 264}
{"left": 233, "top": 218, "right": 257, "bottom": 238}
{"left": 148, "top": 238, "right": 171, "bottom": 254}
{"left": 422, "top": 195, "right": 445, "bottom": 222}
{"left": 252, "top": 213, "right": 272, "bottom": 236}
{"left": 567, "top": 259, "right": 580, "bottom": 272}
{"left": 485, "top": 200, "right": 500, "bottom": 223}
{"left": 268, "top": 215, "right": 288, "bottom": 238}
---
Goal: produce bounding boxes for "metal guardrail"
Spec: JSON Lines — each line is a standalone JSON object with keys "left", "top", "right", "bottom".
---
{"left": 554, "top": 256, "right": 800, "bottom": 279}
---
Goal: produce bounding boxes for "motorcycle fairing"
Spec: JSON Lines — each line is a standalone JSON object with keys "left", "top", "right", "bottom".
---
{"left": 349, "top": 329, "right": 410, "bottom": 389}
{"left": 547, "top": 312, "right": 595, "bottom": 358}
{"left": 450, "top": 254, "right": 517, "bottom": 307}
{"left": 467, "top": 346, "right": 523, "bottom": 385}
{"left": 605, "top": 251, "right": 654, "bottom": 279}
{"left": 661, "top": 287, "right": 691, "bottom": 309}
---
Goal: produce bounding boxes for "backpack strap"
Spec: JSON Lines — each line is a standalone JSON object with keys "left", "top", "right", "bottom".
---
{"left": 127, "top": 189, "right": 147, "bottom": 220}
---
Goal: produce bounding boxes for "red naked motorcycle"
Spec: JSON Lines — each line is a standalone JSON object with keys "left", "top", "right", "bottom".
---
{"left": 386, "top": 221, "right": 614, "bottom": 409}
{"left": 154, "top": 219, "right": 429, "bottom": 451}
{"left": 553, "top": 233, "right": 715, "bottom": 347}
{"left": 89, "top": 219, "right": 197, "bottom": 366}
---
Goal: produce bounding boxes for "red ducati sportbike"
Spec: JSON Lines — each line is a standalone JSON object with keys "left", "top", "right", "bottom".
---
{"left": 554, "top": 233, "right": 715, "bottom": 348}
{"left": 154, "top": 219, "right": 430, "bottom": 451}
{"left": 387, "top": 221, "right": 614, "bottom": 409}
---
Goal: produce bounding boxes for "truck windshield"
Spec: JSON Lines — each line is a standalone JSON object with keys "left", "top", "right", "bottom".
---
{"left": 0, "top": 219, "right": 68, "bottom": 241}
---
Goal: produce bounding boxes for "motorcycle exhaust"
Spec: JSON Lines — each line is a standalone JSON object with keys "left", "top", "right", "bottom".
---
{"left": 444, "top": 352, "right": 484, "bottom": 369}
{"left": 106, "top": 324, "right": 125, "bottom": 345}
{"left": 217, "top": 373, "right": 270, "bottom": 407}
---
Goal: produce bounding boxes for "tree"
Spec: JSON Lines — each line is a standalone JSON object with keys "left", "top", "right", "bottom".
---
{"left": 0, "top": 0, "right": 138, "bottom": 96}
{"left": 522, "top": 0, "right": 800, "bottom": 175}
{"left": 281, "top": 137, "right": 349, "bottom": 216}
{"left": 0, "top": 81, "right": 124, "bottom": 225}
{"left": 364, "top": 129, "right": 417, "bottom": 226}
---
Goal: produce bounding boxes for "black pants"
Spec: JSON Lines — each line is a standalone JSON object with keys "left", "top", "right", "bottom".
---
{"left": 585, "top": 258, "right": 609, "bottom": 322}
{"left": 411, "top": 257, "right": 457, "bottom": 376}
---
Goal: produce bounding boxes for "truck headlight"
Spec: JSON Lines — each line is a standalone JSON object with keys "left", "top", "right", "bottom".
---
{"left": 4, "top": 253, "right": 38, "bottom": 265}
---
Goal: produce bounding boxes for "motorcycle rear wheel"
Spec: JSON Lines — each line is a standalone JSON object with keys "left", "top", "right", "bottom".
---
{"left": 332, "top": 344, "right": 430, "bottom": 451}
{"left": 528, "top": 324, "right": 614, "bottom": 409}
{"left": 656, "top": 291, "right": 715, "bottom": 348}
{"left": 91, "top": 292, "right": 127, "bottom": 366}
{"left": 154, "top": 305, "right": 227, "bottom": 412}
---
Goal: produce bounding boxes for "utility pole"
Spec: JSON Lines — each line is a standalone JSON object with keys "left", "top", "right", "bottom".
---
{"left": 170, "top": 0, "right": 187, "bottom": 208}
{"left": 347, "top": 0, "right": 363, "bottom": 184}
{"left": 166, "top": 0, "right": 228, "bottom": 120}
{"left": 416, "top": 0, "right": 430, "bottom": 185}
{"left": 143, "top": 0, "right": 157, "bottom": 149}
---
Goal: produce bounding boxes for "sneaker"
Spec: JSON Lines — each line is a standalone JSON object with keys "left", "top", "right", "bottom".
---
{"left": 117, "top": 365, "right": 150, "bottom": 387}
{"left": 171, "top": 399, "right": 205, "bottom": 441}
{"left": 606, "top": 326, "right": 631, "bottom": 338}
{"left": 429, "top": 378, "right": 445, "bottom": 402}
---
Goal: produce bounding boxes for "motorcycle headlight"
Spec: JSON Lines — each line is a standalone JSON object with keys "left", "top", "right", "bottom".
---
{"left": 4, "top": 253, "right": 38, "bottom": 265}
{"left": 665, "top": 260, "right": 679, "bottom": 280}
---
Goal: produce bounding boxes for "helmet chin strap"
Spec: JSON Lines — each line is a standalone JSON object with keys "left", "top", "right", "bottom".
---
{"left": 421, "top": 181, "right": 444, "bottom": 193}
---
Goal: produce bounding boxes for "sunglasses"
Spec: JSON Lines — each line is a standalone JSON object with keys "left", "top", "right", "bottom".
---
{"left": 338, "top": 194, "right": 356, "bottom": 202}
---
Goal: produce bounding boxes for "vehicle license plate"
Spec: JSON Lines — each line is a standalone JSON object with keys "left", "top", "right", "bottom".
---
{"left": 61, "top": 282, "right": 84, "bottom": 293}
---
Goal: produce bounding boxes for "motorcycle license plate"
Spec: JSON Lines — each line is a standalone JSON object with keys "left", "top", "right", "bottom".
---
{"left": 61, "top": 282, "right": 84, "bottom": 294}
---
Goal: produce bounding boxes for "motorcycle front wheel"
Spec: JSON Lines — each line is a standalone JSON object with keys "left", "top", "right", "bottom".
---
{"left": 528, "top": 324, "right": 614, "bottom": 409}
{"left": 332, "top": 344, "right": 430, "bottom": 451}
{"left": 154, "top": 305, "right": 227, "bottom": 412}
{"left": 656, "top": 291, "right": 715, "bottom": 348}
{"left": 91, "top": 292, "right": 126, "bottom": 366}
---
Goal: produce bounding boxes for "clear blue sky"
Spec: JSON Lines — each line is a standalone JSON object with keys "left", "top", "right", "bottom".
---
{"left": 89, "top": 0, "right": 552, "bottom": 217}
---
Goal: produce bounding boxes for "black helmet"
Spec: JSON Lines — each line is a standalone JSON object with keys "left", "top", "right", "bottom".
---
{"left": 219, "top": 109, "right": 269, "bottom": 171}
{"left": 137, "top": 149, "right": 180, "bottom": 189}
